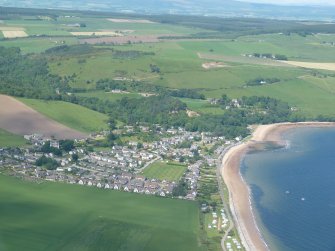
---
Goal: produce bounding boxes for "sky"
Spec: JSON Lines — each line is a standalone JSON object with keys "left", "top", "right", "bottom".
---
{"left": 237, "top": 0, "right": 335, "bottom": 5}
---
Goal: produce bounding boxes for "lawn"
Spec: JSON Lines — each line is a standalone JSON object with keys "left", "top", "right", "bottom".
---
{"left": 0, "top": 175, "right": 202, "bottom": 251}
{"left": 19, "top": 98, "right": 109, "bottom": 133}
{"left": 0, "top": 129, "right": 27, "bottom": 147}
{"left": 142, "top": 161, "right": 187, "bottom": 182}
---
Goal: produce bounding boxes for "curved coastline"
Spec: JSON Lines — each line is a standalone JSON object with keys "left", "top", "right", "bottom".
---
{"left": 220, "top": 122, "right": 335, "bottom": 251}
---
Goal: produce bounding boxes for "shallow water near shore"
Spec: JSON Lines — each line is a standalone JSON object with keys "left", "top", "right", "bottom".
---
{"left": 241, "top": 127, "right": 335, "bottom": 251}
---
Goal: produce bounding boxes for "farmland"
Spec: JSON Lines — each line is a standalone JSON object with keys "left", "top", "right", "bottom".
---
{"left": 46, "top": 38, "right": 335, "bottom": 117}
{"left": 19, "top": 98, "right": 109, "bottom": 133}
{"left": 0, "top": 175, "right": 202, "bottom": 251}
{"left": 142, "top": 161, "right": 188, "bottom": 182}
{"left": 0, "top": 7, "right": 335, "bottom": 251}
{"left": 0, "top": 129, "right": 27, "bottom": 147}
{"left": 0, "top": 95, "right": 87, "bottom": 139}
{"left": 0, "top": 10, "right": 334, "bottom": 118}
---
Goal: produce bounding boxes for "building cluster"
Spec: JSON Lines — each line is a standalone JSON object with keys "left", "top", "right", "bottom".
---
{"left": 0, "top": 126, "right": 229, "bottom": 200}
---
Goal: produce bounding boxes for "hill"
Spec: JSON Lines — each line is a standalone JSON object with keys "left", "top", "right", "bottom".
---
{"left": 19, "top": 98, "right": 109, "bottom": 133}
{"left": 0, "top": 95, "right": 87, "bottom": 139}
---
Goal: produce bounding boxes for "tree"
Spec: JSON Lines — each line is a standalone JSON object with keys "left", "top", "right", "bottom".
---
{"left": 172, "top": 180, "right": 188, "bottom": 197}
{"left": 72, "top": 153, "right": 79, "bottom": 162}
{"left": 35, "top": 156, "right": 58, "bottom": 170}
{"left": 219, "top": 94, "right": 230, "bottom": 107}
{"left": 60, "top": 140, "right": 75, "bottom": 152}
{"left": 108, "top": 118, "right": 117, "bottom": 130}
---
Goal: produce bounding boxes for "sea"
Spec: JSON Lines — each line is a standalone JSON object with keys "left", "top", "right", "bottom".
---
{"left": 241, "top": 127, "right": 335, "bottom": 251}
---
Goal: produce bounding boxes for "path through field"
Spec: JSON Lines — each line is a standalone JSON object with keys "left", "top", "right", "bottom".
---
{"left": 0, "top": 95, "right": 87, "bottom": 139}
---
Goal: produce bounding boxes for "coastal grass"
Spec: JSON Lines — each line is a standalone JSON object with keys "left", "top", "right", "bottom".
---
{"left": 0, "top": 175, "right": 202, "bottom": 251}
{"left": 142, "top": 161, "right": 187, "bottom": 182}
{"left": 0, "top": 129, "right": 27, "bottom": 147}
{"left": 18, "top": 98, "right": 109, "bottom": 133}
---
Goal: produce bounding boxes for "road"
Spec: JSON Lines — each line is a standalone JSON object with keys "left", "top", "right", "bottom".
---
{"left": 215, "top": 143, "right": 241, "bottom": 251}
{"left": 134, "top": 156, "right": 161, "bottom": 174}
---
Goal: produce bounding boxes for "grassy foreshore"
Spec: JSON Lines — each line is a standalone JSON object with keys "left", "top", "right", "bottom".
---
{"left": 220, "top": 122, "right": 335, "bottom": 251}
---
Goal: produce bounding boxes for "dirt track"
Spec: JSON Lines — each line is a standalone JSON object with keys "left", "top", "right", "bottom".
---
{"left": 0, "top": 95, "right": 87, "bottom": 139}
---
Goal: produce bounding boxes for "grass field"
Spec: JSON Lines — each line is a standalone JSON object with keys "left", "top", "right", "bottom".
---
{"left": 2, "top": 14, "right": 335, "bottom": 119}
{"left": 47, "top": 40, "right": 335, "bottom": 117}
{"left": 77, "top": 91, "right": 141, "bottom": 101}
{"left": 19, "top": 98, "right": 109, "bottom": 133}
{"left": 142, "top": 161, "right": 188, "bottom": 182}
{"left": 0, "top": 175, "right": 202, "bottom": 251}
{"left": 0, "top": 37, "right": 79, "bottom": 53}
{"left": 180, "top": 98, "right": 225, "bottom": 115}
{"left": 0, "top": 129, "right": 27, "bottom": 147}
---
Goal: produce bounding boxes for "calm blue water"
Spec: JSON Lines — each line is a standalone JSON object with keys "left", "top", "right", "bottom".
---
{"left": 241, "top": 127, "right": 335, "bottom": 251}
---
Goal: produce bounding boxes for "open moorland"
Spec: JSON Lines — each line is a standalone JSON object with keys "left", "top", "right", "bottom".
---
{"left": 0, "top": 175, "right": 202, "bottom": 251}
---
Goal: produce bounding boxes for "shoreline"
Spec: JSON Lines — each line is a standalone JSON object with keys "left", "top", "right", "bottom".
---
{"left": 220, "top": 122, "right": 335, "bottom": 251}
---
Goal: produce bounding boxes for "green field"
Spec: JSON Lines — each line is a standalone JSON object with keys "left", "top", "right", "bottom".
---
{"left": 46, "top": 39, "right": 335, "bottom": 117}
{"left": 0, "top": 37, "right": 79, "bottom": 53}
{"left": 181, "top": 98, "right": 225, "bottom": 115}
{"left": 0, "top": 14, "right": 334, "bottom": 118}
{"left": 0, "top": 175, "right": 202, "bottom": 251}
{"left": 19, "top": 98, "right": 109, "bottom": 133}
{"left": 77, "top": 91, "right": 141, "bottom": 101}
{"left": 142, "top": 161, "right": 188, "bottom": 182}
{"left": 0, "top": 129, "right": 27, "bottom": 147}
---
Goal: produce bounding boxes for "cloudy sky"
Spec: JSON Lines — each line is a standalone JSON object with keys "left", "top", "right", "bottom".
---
{"left": 237, "top": 0, "right": 335, "bottom": 5}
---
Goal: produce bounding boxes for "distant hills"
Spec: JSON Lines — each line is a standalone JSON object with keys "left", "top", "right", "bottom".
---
{"left": 0, "top": 0, "right": 334, "bottom": 21}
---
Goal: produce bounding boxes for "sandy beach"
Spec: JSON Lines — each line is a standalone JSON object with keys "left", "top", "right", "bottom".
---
{"left": 221, "top": 122, "right": 335, "bottom": 251}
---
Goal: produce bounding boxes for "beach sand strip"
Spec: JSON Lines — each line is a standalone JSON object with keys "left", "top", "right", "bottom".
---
{"left": 221, "top": 122, "right": 335, "bottom": 251}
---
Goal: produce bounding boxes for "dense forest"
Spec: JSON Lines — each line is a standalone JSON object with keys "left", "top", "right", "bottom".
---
{"left": 0, "top": 47, "right": 69, "bottom": 98}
